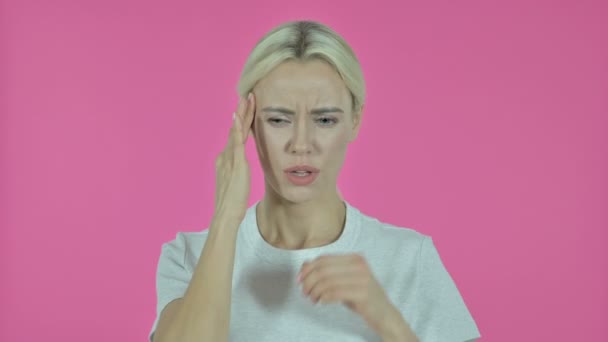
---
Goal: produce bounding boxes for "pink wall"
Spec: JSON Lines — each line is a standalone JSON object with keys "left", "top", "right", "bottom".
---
{"left": 1, "top": 0, "right": 606, "bottom": 340}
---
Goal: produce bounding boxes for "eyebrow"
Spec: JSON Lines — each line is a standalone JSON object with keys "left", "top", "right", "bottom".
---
{"left": 261, "top": 106, "right": 344, "bottom": 115}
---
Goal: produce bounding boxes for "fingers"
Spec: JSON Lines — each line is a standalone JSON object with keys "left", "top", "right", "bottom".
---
{"left": 243, "top": 93, "right": 255, "bottom": 141}
{"left": 308, "top": 275, "right": 362, "bottom": 304}
{"left": 296, "top": 255, "right": 369, "bottom": 305}
{"left": 234, "top": 107, "right": 243, "bottom": 146}
{"left": 298, "top": 254, "right": 361, "bottom": 282}
{"left": 224, "top": 95, "right": 252, "bottom": 161}
{"left": 230, "top": 97, "right": 246, "bottom": 148}
{"left": 226, "top": 110, "right": 236, "bottom": 152}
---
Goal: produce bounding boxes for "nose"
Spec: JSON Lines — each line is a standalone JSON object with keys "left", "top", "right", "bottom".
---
{"left": 288, "top": 117, "right": 312, "bottom": 155}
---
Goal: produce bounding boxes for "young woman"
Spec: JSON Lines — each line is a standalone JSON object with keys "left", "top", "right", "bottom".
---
{"left": 149, "top": 20, "right": 481, "bottom": 342}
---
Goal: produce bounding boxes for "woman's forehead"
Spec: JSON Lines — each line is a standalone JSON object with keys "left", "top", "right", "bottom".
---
{"left": 257, "top": 84, "right": 341, "bottom": 102}
{"left": 255, "top": 60, "right": 348, "bottom": 99}
{"left": 255, "top": 79, "right": 349, "bottom": 107}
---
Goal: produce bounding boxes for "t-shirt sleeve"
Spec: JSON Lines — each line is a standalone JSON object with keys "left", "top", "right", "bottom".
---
{"left": 149, "top": 233, "right": 192, "bottom": 342}
{"left": 412, "top": 236, "right": 481, "bottom": 342}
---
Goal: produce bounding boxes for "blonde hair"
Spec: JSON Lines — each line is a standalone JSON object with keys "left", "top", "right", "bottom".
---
{"left": 236, "top": 20, "right": 366, "bottom": 115}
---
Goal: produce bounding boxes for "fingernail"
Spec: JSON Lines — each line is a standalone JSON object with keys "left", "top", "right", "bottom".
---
{"left": 248, "top": 92, "right": 253, "bottom": 101}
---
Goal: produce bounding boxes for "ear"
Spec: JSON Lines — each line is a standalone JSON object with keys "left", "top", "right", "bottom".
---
{"left": 348, "top": 104, "right": 364, "bottom": 142}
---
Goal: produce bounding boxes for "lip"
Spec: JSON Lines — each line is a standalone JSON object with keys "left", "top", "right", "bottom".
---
{"left": 284, "top": 169, "right": 320, "bottom": 186}
{"left": 283, "top": 165, "right": 320, "bottom": 173}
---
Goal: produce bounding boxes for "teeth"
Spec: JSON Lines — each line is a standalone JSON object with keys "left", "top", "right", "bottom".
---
{"left": 291, "top": 171, "right": 311, "bottom": 176}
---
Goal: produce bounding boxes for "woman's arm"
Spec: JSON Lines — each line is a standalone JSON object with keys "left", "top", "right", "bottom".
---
{"left": 154, "top": 214, "right": 240, "bottom": 342}
{"left": 379, "top": 306, "right": 419, "bottom": 342}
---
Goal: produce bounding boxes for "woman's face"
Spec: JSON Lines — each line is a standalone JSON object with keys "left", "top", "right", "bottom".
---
{"left": 250, "top": 59, "right": 362, "bottom": 202}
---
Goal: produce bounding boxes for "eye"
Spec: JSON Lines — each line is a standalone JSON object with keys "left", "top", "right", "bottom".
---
{"left": 267, "top": 118, "right": 289, "bottom": 125}
{"left": 267, "top": 117, "right": 338, "bottom": 127}
{"left": 317, "top": 117, "right": 338, "bottom": 126}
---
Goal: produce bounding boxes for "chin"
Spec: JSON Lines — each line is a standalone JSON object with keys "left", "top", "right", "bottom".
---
{"left": 282, "top": 188, "right": 318, "bottom": 203}
{"left": 266, "top": 174, "right": 321, "bottom": 203}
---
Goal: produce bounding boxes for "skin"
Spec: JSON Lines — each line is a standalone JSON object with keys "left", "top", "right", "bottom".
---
{"left": 240, "top": 59, "right": 417, "bottom": 340}
{"left": 249, "top": 58, "right": 363, "bottom": 250}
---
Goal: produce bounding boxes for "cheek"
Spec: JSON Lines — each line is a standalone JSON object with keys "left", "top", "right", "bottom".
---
{"left": 324, "top": 130, "right": 350, "bottom": 152}
{"left": 328, "top": 128, "right": 351, "bottom": 154}
{"left": 260, "top": 130, "right": 286, "bottom": 150}
{"left": 255, "top": 127, "right": 285, "bottom": 167}
{"left": 326, "top": 144, "right": 348, "bottom": 167}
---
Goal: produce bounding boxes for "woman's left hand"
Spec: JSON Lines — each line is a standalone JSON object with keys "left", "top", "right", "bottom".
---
{"left": 297, "top": 253, "right": 399, "bottom": 335}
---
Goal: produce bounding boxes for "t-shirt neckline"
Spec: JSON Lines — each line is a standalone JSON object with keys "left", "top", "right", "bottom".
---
{"left": 241, "top": 199, "right": 362, "bottom": 265}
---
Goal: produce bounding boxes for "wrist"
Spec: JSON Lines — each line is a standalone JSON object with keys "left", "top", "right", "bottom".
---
{"left": 380, "top": 307, "right": 418, "bottom": 342}
{"left": 210, "top": 212, "right": 243, "bottom": 232}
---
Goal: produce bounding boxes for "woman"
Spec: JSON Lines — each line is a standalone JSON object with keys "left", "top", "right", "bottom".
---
{"left": 149, "top": 20, "right": 481, "bottom": 342}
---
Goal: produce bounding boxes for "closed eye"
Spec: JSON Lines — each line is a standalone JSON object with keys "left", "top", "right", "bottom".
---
{"left": 268, "top": 118, "right": 288, "bottom": 124}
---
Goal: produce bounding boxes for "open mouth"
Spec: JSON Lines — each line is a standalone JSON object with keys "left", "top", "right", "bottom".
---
{"left": 284, "top": 170, "right": 319, "bottom": 185}
{"left": 289, "top": 171, "right": 312, "bottom": 177}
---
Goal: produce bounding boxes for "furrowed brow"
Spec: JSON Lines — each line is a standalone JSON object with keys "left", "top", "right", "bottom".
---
{"left": 261, "top": 106, "right": 344, "bottom": 116}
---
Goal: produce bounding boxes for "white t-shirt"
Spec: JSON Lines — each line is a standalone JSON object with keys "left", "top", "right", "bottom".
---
{"left": 149, "top": 200, "right": 481, "bottom": 341}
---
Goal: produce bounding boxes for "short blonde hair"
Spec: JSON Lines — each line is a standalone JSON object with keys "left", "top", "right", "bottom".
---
{"left": 237, "top": 20, "right": 366, "bottom": 115}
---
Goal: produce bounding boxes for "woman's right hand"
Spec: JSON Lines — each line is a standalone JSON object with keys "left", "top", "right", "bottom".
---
{"left": 213, "top": 92, "right": 256, "bottom": 225}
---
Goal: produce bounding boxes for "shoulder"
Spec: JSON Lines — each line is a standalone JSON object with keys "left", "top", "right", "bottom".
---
{"left": 162, "top": 230, "right": 209, "bottom": 250}
{"left": 160, "top": 230, "right": 210, "bottom": 272}
{"left": 355, "top": 208, "right": 430, "bottom": 257}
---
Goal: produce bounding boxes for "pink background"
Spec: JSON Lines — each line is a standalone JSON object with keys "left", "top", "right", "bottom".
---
{"left": 1, "top": 0, "right": 606, "bottom": 340}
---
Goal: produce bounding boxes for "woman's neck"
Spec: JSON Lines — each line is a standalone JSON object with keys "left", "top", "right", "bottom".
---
{"left": 256, "top": 193, "right": 346, "bottom": 250}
